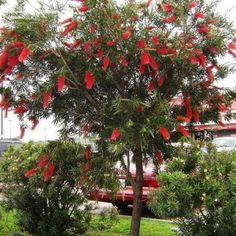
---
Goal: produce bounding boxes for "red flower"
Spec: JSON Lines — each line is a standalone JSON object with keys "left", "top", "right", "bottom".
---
{"left": 176, "top": 115, "right": 190, "bottom": 123}
{"left": 157, "top": 74, "right": 165, "bottom": 87}
{"left": 193, "top": 110, "right": 200, "bottom": 123}
{"left": 119, "top": 56, "right": 128, "bottom": 67}
{"left": 8, "top": 55, "right": 18, "bottom": 68}
{"left": 161, "top": 3, "right": 173, "bottom": 12}
{"left": 14, "top": 106, "right": 27, "bottom": 114}
{"left": 102, "top": 56, "right": 110, "bottom": 71}
{"left": 97, "top": 50, "right": 104, "bottom": 58}
{"left": 0, "top": 95, "right": 7, "bottom": 107}
{"left": 139, "top": 64, "right": 145, "bottom": 74}
{"left": 149, "top": 56, "right": 158, "bottom": 71}
{"left": 76, "top": 174, "right": 88, "bottom": 188}
{"left": 135, "top": 105, "right": 144, "bottom": 113}
{"left": 59, "top": 17, "right": 73, "bottom": 24}
{"left": 186, "top": 107, "right": 193, "bottom": 119}
{"left": 122, "top": 30, "right": 131, "bottom": 39}
{"left": 148, "top": 80, "right": 155, "bottom": 92}
{"left": 37, "top": 154, "right": 49, "bottom": 168}
{"left": 155, "top": 150, "right": 163, "bottom": 165}
{"left": 140, "top": 51, "right": 150, "bottom": 65}
{"left": 71, "top": 40, "right": 80, "bottom": 49}
{"left": 84, "top": 71, "right": 95, "bottom": 89}
{"left": 3, "top": 66, "right": 13, "bottom": 75}
{"left": 228, "top": 42, "right": 236, "bottom": 50}
{"left": 106, "top": 40, "right": 114, "bottom": 47}
{"left": 111, "top": 129, "right": 120, "bottom": 141}
{"left": 137, "top": 38, "right": 146, "bottom": 49}
{"left": 151, "top": 36, "right": 159, "bottom": 46}
{"left": 79, "top": 4, "right": 89, "bottom": 12}
{"left": 218, "top": 103, "right": 228, "bottom": 112}
{"left": 18, "top": 47, "right": 30, "bottom": 62}
{"left": 112, "top": 13, "right": 120, "bottom": 21}
{"left": 43, "top": 91, "right": 51, "bottom": 109}
{"left": 60, "top": 21, "right": 79, "bottom": 37}
{"left": 20, "top": 126, "right": 25, "bottom": 139}
{"left": 43, "top": 162, "right": 55, "bottom": 182}
{"left": 198, "top": 25, "right": 210, "bottom": 34}
{"left": 206, "top": 66, "right": 214, "bottom": 82}
{"left": 85, "top": 146, "right": 91, "bottom": 160}
{"left": 163, "top": 15, "right": 177, "bottom": 24}
{"left": 183, "top": 95, "right": 190, "bottom": 108}
{"left": 190, "top": 56, "right": 198, "bottom": 65}
{"left": 188, "top": 2, "right": 197, "bottom": 9}
{"left": 157, "top": 47, "right": 168, "bottom": 55}
{"left": 24, "top": 168, "right": 37, "bottom": 178}
{"left": 160, "top": 127, "right": 170, "bottom": 141}
{"left": 0, "top": 50, "right": 9, "bottom": 68}
{"left": 178, "top": 125, "right": 190, "bottom": 137}
{"left": 194, "top": 12, "right": 204, "bottom": 19}
{"left": 198, "top": 54, "right": 206, "bottom": 68}
{"left": 58, "top": 75, "right": 65, "bottom": 92}
{"left": 82, "top": 162, "right": 92, "bottom": 172}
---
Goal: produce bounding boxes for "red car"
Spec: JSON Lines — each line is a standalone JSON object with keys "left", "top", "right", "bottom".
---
{"left": 90, "top": 163, "right": 159, "bottom": 209}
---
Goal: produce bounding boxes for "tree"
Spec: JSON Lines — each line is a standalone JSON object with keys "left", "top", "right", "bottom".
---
{"left": 0, "top": 0, "right": 235, "bottom": 235}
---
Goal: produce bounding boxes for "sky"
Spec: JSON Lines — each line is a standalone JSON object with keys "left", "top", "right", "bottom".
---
{"left": 0, "top": 0, "right": 236, "bottom": 142}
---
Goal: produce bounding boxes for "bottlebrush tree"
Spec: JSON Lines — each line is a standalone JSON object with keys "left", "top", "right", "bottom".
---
{"left": 0, "top": 0, "right": 236, "bottom": 235}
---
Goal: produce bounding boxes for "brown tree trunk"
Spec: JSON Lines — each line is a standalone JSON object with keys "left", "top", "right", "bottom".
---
{"left": 130, "top": 149, "right": 143, "bottom": 236}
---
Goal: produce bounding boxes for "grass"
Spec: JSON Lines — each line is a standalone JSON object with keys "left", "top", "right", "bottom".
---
{"left": 86, "top": 215, "right": 177, "bottom": 236}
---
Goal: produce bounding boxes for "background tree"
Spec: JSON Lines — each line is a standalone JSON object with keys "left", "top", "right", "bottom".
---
{"left": 0, "top": 0, "right": 235, "bottom": 235}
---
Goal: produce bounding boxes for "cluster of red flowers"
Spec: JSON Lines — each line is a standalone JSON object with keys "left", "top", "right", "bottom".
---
{"left": 24, "top": 154, "right": 55, "bottom": 182}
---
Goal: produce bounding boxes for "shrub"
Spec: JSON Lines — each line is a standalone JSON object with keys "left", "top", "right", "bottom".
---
{"left": 148, "top": 144, "right": 236, "bottom": 236}
{"left": 0, "top": 140, "right": 95, "bottom": 236}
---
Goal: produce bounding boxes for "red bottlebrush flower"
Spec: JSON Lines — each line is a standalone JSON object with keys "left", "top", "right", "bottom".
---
{"left": 0, "top": 50, "right": 9, "bottom": 68}
{"left": 106, "top": 40, "right": 114, "bottom": 47}
{"left": 186, "top": 107, "right": 193, "bottom": 119}
{"left": 43, "top": 162, "right": 55, "bottom": 182}
{"left": 135, "top": 105, "right": 144, "bottom": 113}
{"left": 161, "top": 3, "right": 173, "bottom": 12}
{"left": 57, "top": 75, "right": 65, "bottom": 92}
{"left": 149, "top": 56, "right": 159, "bottom": 71}
{"left": 8, "top": 55, "right": 18, "bottom": 68}
{"left": 60, "top": 21, "right": 79, "bottom": 37}
{"left": 140, "top": 51, "right": 150, "bottom": 65}
{"left": 3, "top": 66, "right": 13, "bottom": 75}
{"left": 37, "top": 154, "right": 49, "bottom": 168}
{"left": 163, "top": 15, "right": 177, "bottom": 24}
{"left": 155, "top": 150, "right": 163, "bottom": 165}
{"left": 79, "top": 4, "right": 89, "bottom": 12}
{"left": 151, "top": 36, "right": 159, "bottom": 46}
{"left": 43, "top": 91, "right": 51, "bottom": 109}
{"left": 97, "top": 50, "right": 104, "bottom": 58}
{"left": 85, "top": 146, "right": 91, "bottom": 160}
{"left": 14, "top": 106, "right": 27, "bottom": 114}
{"left": 122, "top": 30, "right": 131, "bottom": 39}
{"left": 188, "top": 2, "right": 197, "bottom": 9}
{"left": 157, "top": 47, "right": 168, "bottom": 55}
{"left": 16, "top": 73, "right": 24, "bottom": 80}
{"left": 29, "top": 117, "right": 39, "bottom": 130}
{"left": 178, "top": 125, "right": 190, "bottom": 137}
{"left": 112, "top": 13, "right": 120, "bottom": 21}
{"left": 190, "top": 56, "right": 198, "bottom": 65}
{"left": 206, "top": 67, "right": 214, "bottom": 82}
{"left": 228, "top": 42, "right": 236, "bottom": 50}
{"left": 148, "top": 80, "right": 155, "bottom": 92}
{"left": 76, "top": 174, "right": 88, "bottom": 189}
{"left": 198, "top": 54, "right": 206, "bottom": 68}
{"left": 24, "top": 168, "right": 37, "bottom": 178}
{"left": 176, "top": 115, "right": 190, "bottom": 123}
{"left": 218, "top": 103, "right": 228, "bottom": 112}
{"left": 157, "top": 74, "right": 165, "bottom": 87}
{"left": 0, "top": 95, "right": 7, "bottom": 107}
{"left": 4, "top": 103, "right": 10, "bottom": 118}
{"left": 194, "top": 12, "right": 204, "bottom": 19}
{"left": 119, "top": 56, "right": 129, "bottom": 67}
{"left": 84, "top": 71, "right": 95, "bottom": 89}
{"left": 18, "top": 47, "right": 30, "bottom": 62}
{"left": 183, "top": 96, "right": 190, "bottom": 108}
{"left": 102, "top": 56, "right": 110, "bottom": 71}
{"left": 159, "top": 127, "right": 170, "bottom": 141}
{"left": 20, "top": 126, "right": 25, "bottom": 139}
{"left": 81, "top": 162, "right": 92, "bottom": 172}
{"left": 137, "top": 38, "right": 146, "bottom": 49}
{"left": 111, "top": 129, "right": 120, "bottom": 141}
{"left": 59, "top": 17, "right": 73, "bottom": 24}
{"left": 207, "top": 46, "right": 217, "bottom": 54}
{"left": 139, "top": 64, "right": 146, "bottom": 74}
{"left": 193, "top": 110, "right": 200, "bottom": 122}
{"left": 82, "top": 42, "right": 90, "bottom": 52}
{"left": 198, "top": 25, "right": 210, "bottom": 34}
{"left": 71, "top": 40, "right": 80, "bottom": 49}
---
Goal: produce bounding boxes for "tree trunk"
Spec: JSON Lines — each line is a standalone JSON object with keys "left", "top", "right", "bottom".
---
{"left": 130, "top": 149, "right": 143, "bottom": 236}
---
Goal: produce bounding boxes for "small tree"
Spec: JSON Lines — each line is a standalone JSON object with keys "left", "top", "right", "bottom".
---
{"left": 0, "top": 0, "right": 235, "bottom": 235}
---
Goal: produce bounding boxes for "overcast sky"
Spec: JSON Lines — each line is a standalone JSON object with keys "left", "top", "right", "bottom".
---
{"left": 0, "top": 0, "right": 235, "bottom": 142}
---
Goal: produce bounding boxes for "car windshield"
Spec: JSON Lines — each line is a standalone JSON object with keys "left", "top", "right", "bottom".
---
{"left": 213, "top": 139, "right": 235, "bottom": 148}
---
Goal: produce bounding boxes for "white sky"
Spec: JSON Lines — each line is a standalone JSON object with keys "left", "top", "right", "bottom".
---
{"left": 0, "top": 0, "right": 236, "bottom": 142}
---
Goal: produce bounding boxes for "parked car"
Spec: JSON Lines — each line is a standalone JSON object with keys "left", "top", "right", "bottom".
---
{"left": 0, "top": 139, "right": 22, "bottom": 159}
{"left": 89, "top": 161, "right": 159, "bottom": 209}
{"left": 212, "top": 136, "right": 236, "bottom": 152}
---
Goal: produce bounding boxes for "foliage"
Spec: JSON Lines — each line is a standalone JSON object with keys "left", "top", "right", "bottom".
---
{"left": 0, "top": 141, "right": 97, "bottom": 236}
{"left": 87, "top": 215, "right": 177, "bottom": 236}
{"left": 148, "top": 145, "right": 236, "bottom": 236}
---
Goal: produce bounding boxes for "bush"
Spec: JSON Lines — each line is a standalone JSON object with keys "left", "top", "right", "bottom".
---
{"left": 0, "top": 140, "right": 95, "bottom": 236}
{"left": 148, "top": 144, "right": 236, "bottom": 236}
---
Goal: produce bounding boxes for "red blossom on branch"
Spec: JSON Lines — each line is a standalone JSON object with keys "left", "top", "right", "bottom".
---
{"left": 43, "top": 162, "right": 55, "bottom": 182}
{"left": 84, "top": 71, "right": 95, "bottom": 89}
{"left": 111, "top": 129, "right": 120, "bottom": 141}
{"left": 24, "top": 168, "right": 37, "bottom": 178}
{"left": 57, "top": 75, "right": 65, "bottom": 92}
{"left": 159, "top": 127, "right": 170, "bottom": 141}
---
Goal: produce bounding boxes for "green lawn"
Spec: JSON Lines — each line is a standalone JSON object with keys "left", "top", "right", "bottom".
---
{"left": 86, "top": 215, "right": 177, "bottom": 236}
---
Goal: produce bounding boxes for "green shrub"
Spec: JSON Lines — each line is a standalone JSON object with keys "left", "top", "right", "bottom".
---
{"left": 148, "top": 144, "right": 236, "bottom": 236}
{"left": 0, "top": 141, "right": 94, "bottom": 236}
